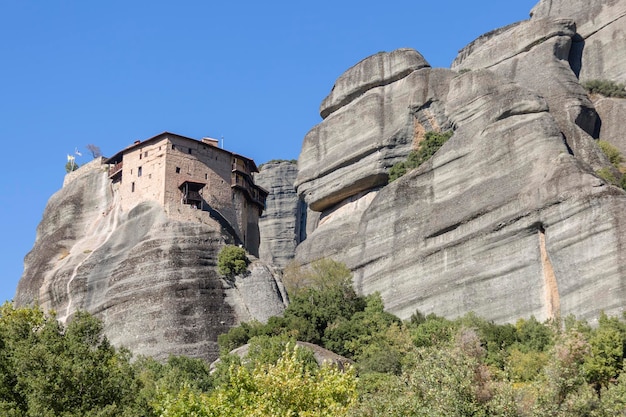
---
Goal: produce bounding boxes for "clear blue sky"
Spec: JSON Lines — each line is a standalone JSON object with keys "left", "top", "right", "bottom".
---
{"left": 0, "top": 0, "right": 538, "bottom": 304}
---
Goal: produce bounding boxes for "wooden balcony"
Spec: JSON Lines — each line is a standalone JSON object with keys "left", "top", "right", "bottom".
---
{"left": 109, "top": 161, "right": 123, "bottom": 180}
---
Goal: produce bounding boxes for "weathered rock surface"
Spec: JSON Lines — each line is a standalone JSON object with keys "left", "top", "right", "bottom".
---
{"left": 296, "top": 52, "right": 626, "bottom": 324}
{"left": 530, "top": 0, "right": 626, "bottom": 83}
{"left": 593, "top": 97, "right": 626, "bottom": 156}
{"left": 452, "top": 17, "right": 611, "bottom": 171}
{"left": 16, "top": 163, "right": 286, "bottom": 362}
{"left": 296, "top": 67, "right": 455, "bottom": 212}
{"left": 256, "top": 161, "right": 303, "bottom": 268}
{"left": 320, "top": 48, "right": 430, "bottom": 119}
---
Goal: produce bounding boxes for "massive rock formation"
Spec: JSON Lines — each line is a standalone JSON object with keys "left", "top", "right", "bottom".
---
{"left": 530, "top": 0, "right": 626, "bottom": 83}
{"left": 16, "top": 0, "right": 626, "bottom": 363}
{"left": 16, "top": 158, "right": 286, "bottom": 361}
{"left": 527, "top": 0, "right": 626, "bottom": 158}
{"left": 295, "top": 1, "right": 626, "bottom": 324}
{"left": 256, "top": 161, "right": 303, "bottom": 268}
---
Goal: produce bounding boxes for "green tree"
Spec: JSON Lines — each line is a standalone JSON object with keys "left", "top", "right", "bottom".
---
{"left": 0, "top": 304, "right": 140, "bottom": 417}
{"left": 156, "top": 343, "right": 357, "bottom": 417}
{"left": 583, "top": 312, "right": 625, "bottom": 393}
{"left": 282, "top": 258, "right": 353, "bottom": 297}
{"left": 323, "top": 293, "right": 401, "bottom": 363}
{"left": 217, "top": 245, "right": 249, "bottom": 277}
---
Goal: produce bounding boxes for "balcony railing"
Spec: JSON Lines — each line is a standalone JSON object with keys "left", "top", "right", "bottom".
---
{"left": 231, "top": 173, "right": 266, "bottom": 208}
{"left": 109, "top": 162, "right": 123, "bottom": 179}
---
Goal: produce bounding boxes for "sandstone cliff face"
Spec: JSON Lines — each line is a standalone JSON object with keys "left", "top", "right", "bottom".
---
{"left": 530, "top": 0, "right": 626, "bottom": 83}
{"left": 295, "top": 1, "right": 626, "bottom": 324}
{"left": 256, "top": 161, "right": 303, "bottom": 268}
{"left": 16, "top": 161, "right": 286, "bottom": 361}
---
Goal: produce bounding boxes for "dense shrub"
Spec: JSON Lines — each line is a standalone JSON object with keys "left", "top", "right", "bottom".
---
{"left": 582, "top": 79, "right": 626, "bottom": 98}
{"left": 217, "top": 245, "right": 249, "bottom": 277}
{"left": 3, "top": 298, "right": 626, "bottom": 417}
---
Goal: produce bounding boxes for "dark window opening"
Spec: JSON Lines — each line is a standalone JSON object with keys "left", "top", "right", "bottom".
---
{"left": 172, "top": 144, "right": 176, "bottom": 150}
{"left": 138, "top": 166, "right": 142, "bottom": 177}
{"left": 175, "top": 167, "right": 181, "bottom": 174}
{"left": 188, "top": 148, "right": 192, "bottom": 154}
{"left": 131, "top": 182, "right": 135, "bottom": 192}
{"left": 145, "top": 151, "right": 148, "bottom": 157}
{"left": 205, "top": 173, "right": 208, "bottom": 180}
{"left": 139, "top": 152, "right": 142, "bottom": 160}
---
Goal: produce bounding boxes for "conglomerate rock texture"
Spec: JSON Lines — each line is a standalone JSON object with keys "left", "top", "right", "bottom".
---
{"left": 295, "top": 0, "right": 626, "bottom": 324}
{"left": 16, "top": 160, "right": 286, "bottom": 362}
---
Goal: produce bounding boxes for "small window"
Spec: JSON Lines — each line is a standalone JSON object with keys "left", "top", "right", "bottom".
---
{"left": 205, "top": 173, "right": 208, "bottom": 180}
{"left": 175, "top": 167, "right": 181, "bottom": 174}
{"left": 138, "top": 166, "right": 142, "bottom": 177}
{"left": 131, "top": 182, "right": 135, "bottom": 192}
{"left": 139, "top": 152, "right": 142, "bottom": 160}
{"left": 145, "top": 151, "right": 148, "bottom": 157}
{"left": 188, "top": 148, "right": 192, "bottom": 154}
{"left": 172, "top": 144, "right": 176, "bottom": 150}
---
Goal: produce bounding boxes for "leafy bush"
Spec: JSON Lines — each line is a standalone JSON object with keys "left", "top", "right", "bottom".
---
{"left": 282, "top": 258, "right": 353, "bottom": 297}
{"left": 582, "top": 79, "right": 626, "bottom": 98}
{"left": 217, "top": 245, "right": 249, "bottom": 277}
{"left": 156, "top": 343, "right": 357, "bottom": 417}
{"left": 388, "top": 130, "right": 453, "bottom": 182}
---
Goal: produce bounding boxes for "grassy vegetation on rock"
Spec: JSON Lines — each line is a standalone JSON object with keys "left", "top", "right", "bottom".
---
{"left": 388, "top": 130, "right": 453, "bottom": 182}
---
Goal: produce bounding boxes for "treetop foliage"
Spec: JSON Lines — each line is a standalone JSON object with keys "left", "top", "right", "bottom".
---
{"left": 2, "top": 260, "right": 626, "bottom": 417}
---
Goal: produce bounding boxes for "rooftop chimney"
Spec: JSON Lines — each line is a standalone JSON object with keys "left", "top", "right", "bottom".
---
{"left": 202, "top": 137, "right": 219, "bottom": 147}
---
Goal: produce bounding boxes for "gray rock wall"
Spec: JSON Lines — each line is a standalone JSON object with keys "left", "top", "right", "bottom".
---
{"left": 452, "top": 17, "right": 611, "bottom": 172}
{"left": 296, "top": 41, "right": 626, "bottom": 324}
{"left": 16, "top": 164, "right": 286, "bottom": 361}
{"left": 296, "top": 66, "right": 455, "bottom": 213}
{"left": 256, "top": 161, "right": 303, "bottom": 268}
{"left": 530, "top": 0, "right": 626, "bottom": 83}
{"left": 594, "top": 97, "right": 626, "bottom": 156}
